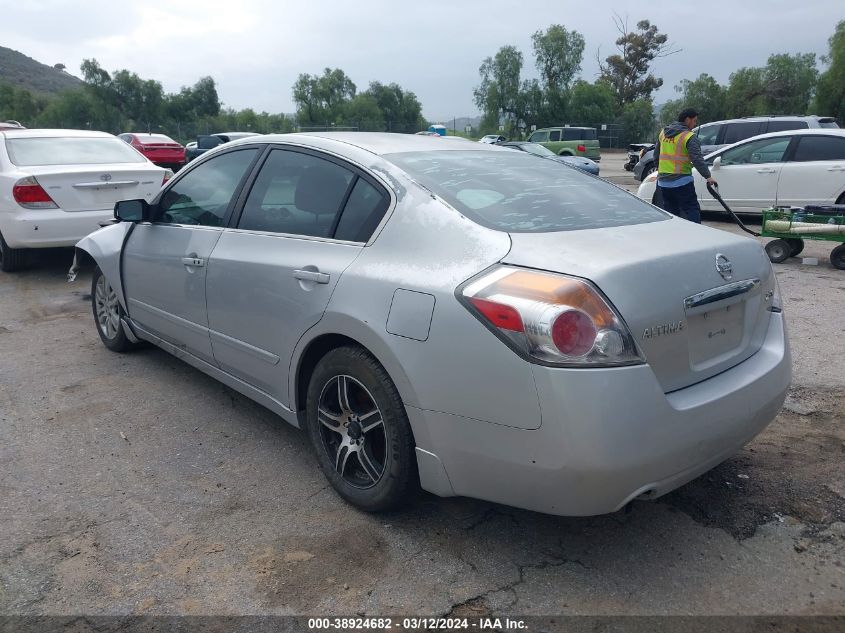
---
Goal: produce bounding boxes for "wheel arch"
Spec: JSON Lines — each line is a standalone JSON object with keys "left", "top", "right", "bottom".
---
{"left": 71, "top": 223, "right": 134, "bottom": 311}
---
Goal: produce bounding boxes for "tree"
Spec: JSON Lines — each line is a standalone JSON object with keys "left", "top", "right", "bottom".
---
{"left": 598, "top": 17, "right": 678, "bottom": 110}
{"left": 531, "top": 25, "right": 585, "bottom": 121}
{"left": 473, "top": 45, "right": 524, "bottom": 135}
{"left": 293, "top": 68, "right": 356, "bottom": 125}
{"left": 344, "top": 94, "right": 384, "bottom": 131}
{"left": 726, "top": 53, "right": 818, "bottom": 117}
{"left": 365, "top": 81, "right": 426, "bottom": 132}
{"left": 725, "top": 66, "right": 767, "bottom": 117}
{"left": 567, "top": 80, "right": 616, "bottom": 127}
{"left": 618, "top": 99, "right": 656, "bottom": 145}
{"left": 814, "top": 20, "right": 845, "bottom": 122}
{"left": 670, "top": 73, "right": 728, "bottom": 123}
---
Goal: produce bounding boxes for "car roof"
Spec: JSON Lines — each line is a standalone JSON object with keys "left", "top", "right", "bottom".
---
{"left": 245, "top": 132, "right": 505, "bottom": 156}
{"left": 732, "top": 128, "right": 845, "bottom": 140}
{"left": 0, "top": 129, "right": 116, "bottom": 139}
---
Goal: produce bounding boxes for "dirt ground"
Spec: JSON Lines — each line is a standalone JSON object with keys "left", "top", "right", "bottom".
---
{"left": 1, "top": 153, "right": 843, "bottom": 619}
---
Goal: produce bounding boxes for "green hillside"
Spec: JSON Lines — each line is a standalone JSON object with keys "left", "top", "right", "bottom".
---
{"left": 0, "top": 45, "right": 82, "bottom": 95}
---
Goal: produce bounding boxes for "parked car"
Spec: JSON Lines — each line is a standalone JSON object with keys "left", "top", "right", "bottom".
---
{"left": 0, "top": 129, "right": 167, "bottom": 271}
{"left": 498, "top": 141, "right": 600, "bottom": 175}
{"left": 479, "top": 134, "right": 506, "bottom": 144}
{"left": 527, "top": 126, "right": 601, "bottom": 162}
{"left": 0, "top": 120, "right": 25, "bottom": 130}
{"left": 637, "top": 128, "right": 845, "bottom": 213}
{"left": 75, "top": 132, "right": 790, "bottom": 516}
{"left": 118, "top": 133, "right": 186, "bottom": 170}
{"left": 185, "top": 132, "right": 260, "bottom": 163}
{"left": 625, "top": 143, "right": 652, "bottom": 171}
{"left": 633, "top": 115, "right": 839, "bottom": 181}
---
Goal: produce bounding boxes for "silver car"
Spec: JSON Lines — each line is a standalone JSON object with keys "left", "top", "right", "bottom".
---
{"left": 75, "top": 133, "right": 791, "bottom": 516}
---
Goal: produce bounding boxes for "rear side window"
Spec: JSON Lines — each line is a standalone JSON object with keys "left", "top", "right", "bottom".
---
{"left": 5, "top": 137, "right": 147, "bottom": 166}
{"left": 237, "top": 149, "right": 354, "bottom": 238}
{"left": 766, "top": 120, "right": 808, "bottom": 133}
{"left": 334, "top": 178, "right": 390, "bottom": 242}
{"left": 791, "top": 136, "right": 845, "bottom": 161}
{"left": 722, "top": 121, "right": 765, "bottom": 145}
{"left": 549, "top": 130, "right": 561, "bottom": 141}
{"left": 387, "top": 150, "right": 666, "bottom": 233}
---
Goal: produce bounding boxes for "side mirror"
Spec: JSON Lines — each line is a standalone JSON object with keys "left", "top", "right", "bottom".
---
{"left": 115, "top": 199, "right": 151, "bottom": 222}
{"left": 712, "top": 156, "right": 721, "bottom": 171}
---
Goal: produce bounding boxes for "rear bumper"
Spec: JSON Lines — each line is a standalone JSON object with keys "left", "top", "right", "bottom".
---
{"left": 0, "top": 207, "right": 113, "bottom": 248}
{"left": 409, "top": 314, "right": 790, "bottom": 516}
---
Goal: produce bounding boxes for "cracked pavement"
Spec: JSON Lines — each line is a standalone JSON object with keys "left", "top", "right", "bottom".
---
{"left": 1, "top": 155, "right": 844, "bottom": 616}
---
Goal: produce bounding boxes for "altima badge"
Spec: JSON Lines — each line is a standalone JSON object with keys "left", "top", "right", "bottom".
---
{"left": 715, "top": 254, "right": 732, "bottom": 280}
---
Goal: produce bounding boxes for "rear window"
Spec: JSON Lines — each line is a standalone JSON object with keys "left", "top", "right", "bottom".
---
{"left": 387, "top": 150, "right": 666, "bottom": 233}
{"left": 5, "top": 137, "right": 147, "bottom": 166}
{"left": 134, "top": 134, "right": 176, "bottom": 144}
{"left": 818, "top": 118, "right": 839, "bottom": 129}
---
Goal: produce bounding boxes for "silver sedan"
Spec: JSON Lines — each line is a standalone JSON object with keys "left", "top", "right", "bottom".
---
{"left": 75, "top": 133, "right": 791, "bottom": 516}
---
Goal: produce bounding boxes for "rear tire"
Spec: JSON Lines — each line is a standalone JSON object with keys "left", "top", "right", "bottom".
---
{"left": 765, "top": 239, "right": 791, "bottom": 264}
{"left": 0, "top": 231, "right": 27, "bottom": 272}
{"left": 831, "top": 244, "right": 845, "bottom": 270}
{"left": 91, "top": 266, "right": 136, "bottom": 352}
{"left": 785, "top": 238, "right": 804, "bottom": 258}
{"left": 305, "top": 345, "right": 417, "bottom": 512}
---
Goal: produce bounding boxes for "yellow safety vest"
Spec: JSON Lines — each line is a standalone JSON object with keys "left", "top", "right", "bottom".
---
{"left": 658, "top": 130, "right": 693, "bottom": 175}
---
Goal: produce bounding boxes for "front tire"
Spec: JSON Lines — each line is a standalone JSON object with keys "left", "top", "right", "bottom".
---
{"left": 0, "top": 231, "right": 27, "bottom": 272}
{"left": 91, "top": 266, "right": 136, "bottom": 352}
{"left": 830, "top": 244, "right": 845, "bottom": 270}
{"left": 305, "top": 346, "right": 417, "bottom": 512}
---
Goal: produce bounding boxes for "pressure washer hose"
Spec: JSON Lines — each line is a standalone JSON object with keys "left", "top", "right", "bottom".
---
{"left": 706, "top": 182, "right": 761, "bottom": 237}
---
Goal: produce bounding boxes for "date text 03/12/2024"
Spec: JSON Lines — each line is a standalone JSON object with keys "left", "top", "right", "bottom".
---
{"left": 307, "top": 617, "right": 529, "bottom": 631}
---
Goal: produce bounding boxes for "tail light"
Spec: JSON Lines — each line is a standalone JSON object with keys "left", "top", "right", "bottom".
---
{"left": 12, "top": 176, "right": 58, "bottom": 209}
{"left": 645, "top": 171, "right": 658, "bottom": 183}
{"left": 162, "top": 169, "right": 174, "bottom": 186}
{"left": 577, "top": 144, "right": 586, "bottom": 153}
{"left": 460, "top": 266, "right": 643, "bottom": 367}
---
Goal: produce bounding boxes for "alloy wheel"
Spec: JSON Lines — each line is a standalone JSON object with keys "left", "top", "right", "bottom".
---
{"left": 94, "top": 275, "right": 121, "bottom": 339}
{"left": 317, "top": 374, "right": 387, "bottom": 489}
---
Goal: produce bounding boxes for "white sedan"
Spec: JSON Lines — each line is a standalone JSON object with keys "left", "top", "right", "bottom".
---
{"left": 637, "top": 128, "right": 845, "bottom": 214}
{"left": 0, "top": 129, "right": 168, "bottom": 272}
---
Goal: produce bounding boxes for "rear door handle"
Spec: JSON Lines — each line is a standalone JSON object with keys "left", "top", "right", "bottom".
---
{"left": 756, "top": 168, "right": 776, "bottom": 173}
{"left": 827, "top": 166, "right": 845, "bottom": 172}
{"left": 181, "top": 256, "right": 205, "bottom": 267}
{"left": 293, "top": 269, "right": 330, "bottom": 284}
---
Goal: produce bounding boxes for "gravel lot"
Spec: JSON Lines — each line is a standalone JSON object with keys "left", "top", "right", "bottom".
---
{"left": 1, "top": 152, "right": 843, "bottom": 619}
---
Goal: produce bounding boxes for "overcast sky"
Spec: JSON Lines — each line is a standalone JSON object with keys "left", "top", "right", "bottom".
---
{"left": 0, "top": 0, "right": 841, "bottom": 121}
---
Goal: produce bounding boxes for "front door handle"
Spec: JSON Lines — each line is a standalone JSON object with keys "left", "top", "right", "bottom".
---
{"left": 181, "top": 256, "right": 205, "bottom": 267}
{"left": 293, "top": 269, "right": 330, "bottom": 284}
{"left": 827, "top": 166, "right": 845, "bottom": 172}
{"left": 756, "top": 168, "right": 776, "bottom": 173}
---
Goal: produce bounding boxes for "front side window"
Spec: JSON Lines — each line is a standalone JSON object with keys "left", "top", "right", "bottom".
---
{"left": 695, "top": 124, "right": 722, "bottom": 146}
{"left": 388, "top": 150, "right": 666, "bottom": 233}
{"left": 238, "top": 149, "right": 354, "bottom": 238}
{"left": 529, "top": 131, "right": 549, "bottom": 143}
{"left": 157, "top": 149, "right": 258, "bottom": 226}
{"left": 719, "top": 137, "right": 791, "bottom": 166}
{"left": 791, "top": 135, "right": 845, "bottom": 162}
{"left": 5, "top": 136, "right": 147, "bottom": 166}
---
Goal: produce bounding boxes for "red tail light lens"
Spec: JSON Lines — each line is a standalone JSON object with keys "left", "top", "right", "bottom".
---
{"left": 460, "top": 266, "right": 643, "bottom": 367}
{"left": 13, "top": 177, "right": 58, "bottom": 209}
{"left": 551, "top": 310, "right": 596, "bottom": 356}
{"left": 577, "top": 144, "right": 586, "bottom": 153}
{"left": 162, "top": 169, "right": 174, "bottom": 186}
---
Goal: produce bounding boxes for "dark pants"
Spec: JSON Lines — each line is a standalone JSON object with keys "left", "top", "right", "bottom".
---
{"left": 657, "top": 182, "right": 701, "bottom": 223}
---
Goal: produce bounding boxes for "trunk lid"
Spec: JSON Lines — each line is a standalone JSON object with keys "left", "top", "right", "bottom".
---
{"left": 25, "top": 164, "right": 165, "bottom": 212}
{"left": 503, "top": 218, "right": 777, "bottom": 392}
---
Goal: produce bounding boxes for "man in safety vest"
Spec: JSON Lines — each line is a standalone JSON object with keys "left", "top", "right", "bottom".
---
{"left": 656, "top": 107, "right": 717, "bottom": 223}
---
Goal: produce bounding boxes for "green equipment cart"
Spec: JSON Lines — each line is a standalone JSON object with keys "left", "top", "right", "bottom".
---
{"left": 761, "top": 207, "right": 845, "bottom": 269}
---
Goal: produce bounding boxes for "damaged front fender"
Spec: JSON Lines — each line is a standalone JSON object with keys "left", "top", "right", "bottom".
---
{"left": 68, "top": 222, "right": 133, "bottom": 311}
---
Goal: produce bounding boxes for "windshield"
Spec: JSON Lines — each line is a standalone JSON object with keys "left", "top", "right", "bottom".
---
{"left": 6, "top": 136, "right": 148, "bottom": 166}
{"left": 387, "top": 150, "right": 667, "bottom": 233}
{"left": 518, "top": 143, "right": 556, "bottom": 157}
